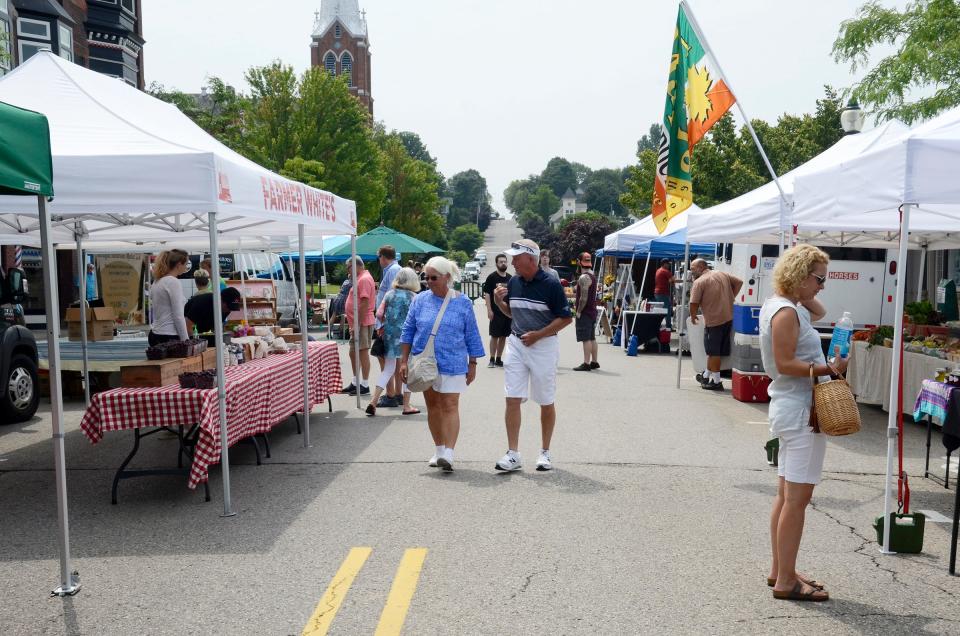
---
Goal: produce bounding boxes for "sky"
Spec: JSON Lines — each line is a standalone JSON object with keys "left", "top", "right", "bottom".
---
{"left": 142, "top": 0, "right": 904, "bottom": 213}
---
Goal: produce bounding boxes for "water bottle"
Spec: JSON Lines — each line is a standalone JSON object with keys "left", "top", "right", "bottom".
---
{"left": 627, "top": 335, "right": 640, "bottom": 356}
{"left": 613, "top": 326, "right": 622, "bottom": 347}
{"left": 828, "top": 311, "right": 854, "bottom": 360}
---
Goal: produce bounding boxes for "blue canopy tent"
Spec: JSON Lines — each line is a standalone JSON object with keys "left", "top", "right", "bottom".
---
{"left": 632, "top": 227, "right": 716, "bottom": 258}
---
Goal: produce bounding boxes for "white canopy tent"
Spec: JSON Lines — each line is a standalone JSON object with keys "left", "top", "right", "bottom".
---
{"left": 686, "top": 121, "right": 908, "bottom": 245}
{"left": 792, "top": 105, "right": 960, "bottom": 557}
{"left": 0, "top": 52, "right": 361, "bottom": 595}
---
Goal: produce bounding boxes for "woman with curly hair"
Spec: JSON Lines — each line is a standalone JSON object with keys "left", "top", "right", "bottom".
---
{"left": 760, "top": 244, "right": 849, "bottom": 602}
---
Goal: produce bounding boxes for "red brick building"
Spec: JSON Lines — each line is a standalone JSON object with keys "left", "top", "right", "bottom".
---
{"left": 310, "top": 0, "right": 372, "bottom": 115}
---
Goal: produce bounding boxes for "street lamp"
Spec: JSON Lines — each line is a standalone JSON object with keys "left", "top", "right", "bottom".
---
{"left": 840, "top": 99, "right": 865, "bottom": 135}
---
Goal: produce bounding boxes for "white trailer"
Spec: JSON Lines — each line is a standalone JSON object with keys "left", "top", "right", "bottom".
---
{"left": 715, "top": 243, "right": 899, "bottom": 329}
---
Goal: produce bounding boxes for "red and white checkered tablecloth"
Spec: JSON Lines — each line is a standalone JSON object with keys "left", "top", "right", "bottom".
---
{"left": 80, "top": 341, "right": 341, "bottom": 489}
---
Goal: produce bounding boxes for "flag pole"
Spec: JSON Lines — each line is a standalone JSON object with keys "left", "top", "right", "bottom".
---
{"left": 680, "top": 0, "right": 790, "bottom": 252}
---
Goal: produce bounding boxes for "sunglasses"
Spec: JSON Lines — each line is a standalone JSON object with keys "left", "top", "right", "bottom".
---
{"left": 812, "top": 273, "right": 827, "bottom": 286}
{"left": 510, "top": 242, "right": 538, "bottom": 256}
{"left": 426, "top": 275, "right": 442, "bottom": 281}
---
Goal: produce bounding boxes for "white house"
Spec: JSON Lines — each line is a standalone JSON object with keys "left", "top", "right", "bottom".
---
{"left": 549, "top": 187, "right": 587, "bottom": 228}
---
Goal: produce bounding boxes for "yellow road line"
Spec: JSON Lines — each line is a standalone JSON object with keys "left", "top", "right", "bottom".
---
{"left": 301, "top": 547, "right": 372, "bottom": 636}
{"left": 374, "top": 548, "right": 428, "bottom": 636}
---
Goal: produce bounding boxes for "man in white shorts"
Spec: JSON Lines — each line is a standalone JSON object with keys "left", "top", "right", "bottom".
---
{"left": 493, "top": 239, "right": 573, "bottom": 471}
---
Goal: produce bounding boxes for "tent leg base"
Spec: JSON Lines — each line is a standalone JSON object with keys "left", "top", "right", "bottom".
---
{"left": 51, "top": 576, "right": 81, "bottom": 597}
{"left": 879, "top": 548, "right": 897, "bottom": 555}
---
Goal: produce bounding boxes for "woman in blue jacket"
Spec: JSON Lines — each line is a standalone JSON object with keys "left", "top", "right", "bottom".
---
{"left": 400, "top": 256, "right": 485, "bottom": 471}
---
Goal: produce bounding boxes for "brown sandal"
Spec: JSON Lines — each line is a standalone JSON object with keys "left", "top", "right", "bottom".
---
{"left": 772, "top": 581, "right": 829, "bottom": 602}
{"left": 767, "top": 576, "right": 824, "bottom": 589}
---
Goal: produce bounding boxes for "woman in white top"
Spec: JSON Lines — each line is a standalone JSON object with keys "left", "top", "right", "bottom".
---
{"left": 759, "top": 244, "right": 848, "bottom": 602}
{"left": 149, "top": 249, "right": 190, "bottom": 346}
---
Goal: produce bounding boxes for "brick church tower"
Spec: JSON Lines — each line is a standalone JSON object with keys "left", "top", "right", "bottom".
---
{"left": 310, "top": 0, "right": 372, "bottom": 115}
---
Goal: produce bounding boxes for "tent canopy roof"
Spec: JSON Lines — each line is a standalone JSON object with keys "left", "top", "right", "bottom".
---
{"left": 633, "top": 227, "right": 716, "bottom": 259}
{"left": 327, "top": 225, "right": 445, "bottom": 259}
{"left": 602, "top": 207, "right": 701, "bottom": 257}
{"left": 0, "top": 52, "right": 356, "bottom": 240}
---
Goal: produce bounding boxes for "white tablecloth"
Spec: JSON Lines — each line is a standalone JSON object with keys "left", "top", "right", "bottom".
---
{"left": 847, "top": 340, "right": 947, "bottom": 416}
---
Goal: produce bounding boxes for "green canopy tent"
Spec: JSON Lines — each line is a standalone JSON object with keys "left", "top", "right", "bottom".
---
{"left": 0, "top": 102, "right": 78, "bottom": 595}
{"left": 326, "top": 224, "right": 444, "bottom": 260}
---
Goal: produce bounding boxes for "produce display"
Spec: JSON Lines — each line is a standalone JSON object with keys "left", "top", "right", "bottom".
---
{"left": 145, "top": 338, "right": 208, "bottom": 360}
{"left": 853, "top": 325, "right": 960, "bottom": 362}
{"left": 179, "top": 370, "right": 217, "bottom": 389}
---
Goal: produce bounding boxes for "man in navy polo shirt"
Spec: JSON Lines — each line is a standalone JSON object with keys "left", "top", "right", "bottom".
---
{"left": 493, "top": 238, "right": 573, "bottom": 472}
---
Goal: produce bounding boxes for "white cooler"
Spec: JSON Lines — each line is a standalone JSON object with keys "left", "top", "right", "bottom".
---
{"left": 686, "top": 317, "right": 733, "bottom": 372}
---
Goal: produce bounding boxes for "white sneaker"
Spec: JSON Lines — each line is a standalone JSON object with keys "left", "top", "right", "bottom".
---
{"left": 428, "top": 453, "right": 439, "bottom": 467}
{"left": 495, "top": 451, "right": 522, "bottom": 472}
{"left": 536, "top": 450, "right": 553, "bottom": 471}
{"left": 437, "top": 448, "right": 454, "bottom": 472}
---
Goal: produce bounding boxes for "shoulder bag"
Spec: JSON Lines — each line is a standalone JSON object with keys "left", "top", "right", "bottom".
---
{"left": 810, "top": 364, "right": 861, "bottom": 436}
{"left": 406, "top": 291, "right": 453, "bottom": 392}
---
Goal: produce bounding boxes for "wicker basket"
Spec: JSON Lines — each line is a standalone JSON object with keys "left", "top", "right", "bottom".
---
{"left": 811, "top": 367, "right": 861, "bottom": 436}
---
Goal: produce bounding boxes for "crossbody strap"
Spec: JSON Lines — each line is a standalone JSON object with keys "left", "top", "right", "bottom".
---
{"left": 423, "top": 291, "right": 454, "bottom": 357}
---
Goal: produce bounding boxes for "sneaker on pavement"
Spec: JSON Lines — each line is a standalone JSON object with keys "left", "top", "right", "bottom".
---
{"left": 495, "top": 451, "right": 522, "bottom": 472}
{"left": 376, "top": 395, "right": 393, "bottom": 408}
{"left": 358, "top": 385, "right": 371, "bottom": 395}
{"left": 573, "top": 363, "right": 592, "bottom": 371}
{"left": 695, "top": 373, "right": 704, "bottom": 384}
{"left": 589, "top": 361, "right": 600, "bottom": 370}
{"left": 487, "top": 358, "right": 497, "bottom": 368}
{"left": 342, "top": 383, "right": 357, "bottom": 395}
{"left": 428, "top": 453, "right": 439, "bottom": 467}
{"left": 701, "top": 379, "right": 724, "bottom": 391}
{"left": 437, "top": 448, "right": 454, "bottom": 472}
{"left": 495, "top": 359, "right": 504, "bottom": 367}
{"left": 536, "top": 450, "right": 553, "bottom": 471}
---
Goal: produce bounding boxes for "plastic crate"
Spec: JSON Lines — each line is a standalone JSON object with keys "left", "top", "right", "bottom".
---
{"left": 733, "top": 304, "right": 761, "bottom": 335}
{"left": 732, "top": 369, "right": 771, "bottom": 402}
{"left": 730, "top": 344, "right": 764, "bottom": 373}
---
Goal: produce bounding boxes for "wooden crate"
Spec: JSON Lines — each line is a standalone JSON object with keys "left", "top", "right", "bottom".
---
{"left": 121, "top": 359, "right": 183, "bottom": 388}
{"left": 202, "top": 348, "right": 218, "bottom": 370}
{"left": 180, "top": 355, "right": 203, "bottom": 374}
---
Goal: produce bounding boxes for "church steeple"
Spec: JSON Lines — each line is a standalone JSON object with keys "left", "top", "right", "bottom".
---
{"left": 310, "top": 0, "right": 373, "bottom": 114}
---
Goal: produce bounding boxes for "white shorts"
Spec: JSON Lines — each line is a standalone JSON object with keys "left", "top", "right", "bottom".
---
{"left": 777, "top": 427, "right": 827, "bottom": 485}
{"left": 430, "top": 374, "right": 468, "bottom": 394}
{"left": 503, "top": 334, "right": 560, "bottom": 405}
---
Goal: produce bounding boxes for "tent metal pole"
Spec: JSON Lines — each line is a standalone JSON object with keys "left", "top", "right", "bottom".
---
{"left": 208, "top": 211, "right": 235, "bottom": 518}
{"left": 299, "top": 225, "right": 311, "bottom": 448}
{"left": 676, "top": 241, "right": 691, "bottom": 388}
{"left": 320, "top": 234, "right": 328, "bottom": 299}
{"left": 917, "top": 245, "right": 927, "bottom": 302}
{"left": 41, "top": 197, "right": 80, "bottom": 597}
{"left": 620, "top": 252, "right": 637, "bottom": 351}
{"left": 882, "top": 203, "right": 911, "bottom": 554}
{"left": 75, "top": 228, "right": 90, "bottom": 406}
{"left": 352, "top": 236, "right": 361, "bottom": 409}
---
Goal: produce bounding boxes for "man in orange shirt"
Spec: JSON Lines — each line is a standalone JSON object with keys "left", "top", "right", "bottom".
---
{"left": 343, "top": 256, "right": 376, "bottom": 395}
{"left": 689, "top": 258, "right": 742, "bottom": 391}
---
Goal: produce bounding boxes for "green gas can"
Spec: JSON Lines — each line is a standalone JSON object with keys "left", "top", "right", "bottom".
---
{"left": 873, "top": 513, "right": 925, "bottom": 554}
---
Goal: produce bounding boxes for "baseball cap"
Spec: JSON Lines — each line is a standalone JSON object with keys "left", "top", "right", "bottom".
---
{"left": 579, "top": 252, "right": 593, "bottom": 266}
{"left": 505, "top": 239, "right": 540, "bottom": 259}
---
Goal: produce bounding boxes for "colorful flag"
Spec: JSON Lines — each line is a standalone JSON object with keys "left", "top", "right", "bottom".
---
{"left": 652, "top": 4, "right": 736, "bottom": 233}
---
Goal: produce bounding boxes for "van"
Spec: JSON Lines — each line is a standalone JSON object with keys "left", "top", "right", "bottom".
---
{"left": 474, "top": 250, "right": 487, "bottom": 266}
{"left": 715, "top": 243, "right": 898, "bottom": 329}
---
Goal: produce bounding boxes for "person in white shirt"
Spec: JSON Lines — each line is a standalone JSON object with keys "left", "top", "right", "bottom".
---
{"left": 149, "top": 249, "right": 190, "bottom": 346}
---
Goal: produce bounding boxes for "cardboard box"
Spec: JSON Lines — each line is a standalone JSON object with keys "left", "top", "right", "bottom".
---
{"left": 280, "top": 333, "right": 304, "bottom": 344}
{"left": 121, "top": 359, "right": 183, "bottom": 388}
{"left": 66, "top": 306, "right": 117, "bottom": 342}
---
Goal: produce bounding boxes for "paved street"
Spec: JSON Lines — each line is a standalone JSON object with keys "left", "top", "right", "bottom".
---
{"left": 2, "top": 219, "right": 960, "bottom": 635}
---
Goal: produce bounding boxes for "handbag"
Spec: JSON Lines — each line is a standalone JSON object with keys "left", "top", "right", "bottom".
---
{"left": 406, "top": 291, "right": 453, "bottom": 392}
{"left": 810, "top": 364, "right": 861, "bottom": 436}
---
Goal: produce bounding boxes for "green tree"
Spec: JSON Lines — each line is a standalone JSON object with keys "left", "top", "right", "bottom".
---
{"left": 446, "top": 169, "right": 492, "bottom": 230}
{"left": 540, "top": 157, "right": 577, "bottom": 197}
{"left": 551, "top": 215, "right": 615, "bottom": 264}
{"left": 527, "top": 184, "right": 560, "bottom": 223}
{"left": 296, "top": 66, "right": 386, "bottom": 230}
{"left": 582, "top": 168, "right": 627, "bottom": 216}
{"left": 280, "top": 157, "right": 325, "bottom": 189}
{"left": 244, "top": 61, "right": 300, "bottom": 170}
{"left": 570, "top": 161, "right": 593, "bottom": 187}
{"left": 620, "top": 148, "right": 657, "bottom": 215}
{"left": 834, "top": 0, "right": 960, "bottom": 123}
{"left": 446, "top": 250, "right": 470, "bottom": 267}
{"left": 503, "top": 177, "right": 540, "bottom": 216}
{"left": 449, "top": 224, "right": 484, "bottom": 254}
{"left": 396, "top": 131, "right": 436, "bottom": 165}
{"left": 636, "top": 123, "right": 664, "bottom": 154}
{"left": 377, "top": 133, "right": 445, "bottom": 246}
